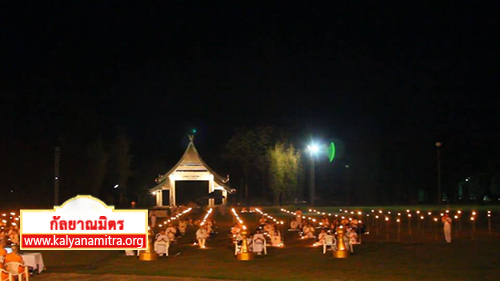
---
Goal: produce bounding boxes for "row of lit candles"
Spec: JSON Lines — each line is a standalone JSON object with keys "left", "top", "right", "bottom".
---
{"left": 231, "top": 208, "right": 246, "bottom": 229}
{"left": 200, "top": 208, "right": 213, "bottom": 226}
{"left": 282, "top": 208, "right": 492, "bottom": 226}
{"left": 281, "top": 209, "right": 323, "bottom": 224}
{"left": 158, "top": 207, "right": 192, "bottom": 228}
{"left": 335, "top": 208, "right": 492, "bottom": 218}
{"left": 308, "top": 208, "right": 492, "bottom": 221}
{"left": 255, "top": 208, "right": 284, "bottom": 225}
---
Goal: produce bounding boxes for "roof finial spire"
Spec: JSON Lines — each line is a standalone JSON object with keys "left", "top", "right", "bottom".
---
{"left": 188, "top": 135, "right": 194, "bottom": 143}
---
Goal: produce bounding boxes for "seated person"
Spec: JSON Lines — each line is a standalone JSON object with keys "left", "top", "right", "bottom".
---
{"left": 206, "top": 220, "right": 213, "bottom": 234}
{"left": 303, "top": 224, "right": 315, "bottom": 238}
{"left": 247, "top": 234, "right": 254, "bottom": 251}
{"left": 0, "top": 230, "right": 6, "bottom": 246}
{"left": 259, "top": 217, "right": 267, "bottom": 227}
{"left": 264, "top": 223, "right": 273, "bottom": 234}
{"left": 231, "top": 224, "right": 241, "bottom": 239}
{"left": 322, "top": 217, "right": 330, "bottom": 228}
{"left": 270, "top": 226, "right": 282, "bottom": 247}
{"left": 290, "top": 219, "right": 299, "bottom": 231}
{"left": 331, "top": 219, "right": 338, "bottom": 230}
{"left": 166, "top": 224, "right": 177, "bottom": 242}
{"left": 8, "top": 226, "right": 19, "bottom": 246}
{"left": 4, "top": 245, "right": 26, "bottom": 275}
{"left": 302, "top": 222, "right": 309, "bottom": 234}
{"left": 317, "top": 229, "right": 327, "bottom": 245}
{"left": 178, "top": 219, "right": 187, "bottom": 235}
{"left": 350, "top": 219, "right": 359, "bottom": 230}
{"left": 196, "top": 225, "right": 208, "bottom": 248}
{"left": 252, "top": 229, "right": 266, "bottom": 255}
{"left": 346, "top": 228, "right": 358, "bottom": 245}
{"left": 0, "top": 241, "right": 6, "bottom": 269}
{"left": 155, "top": 229, "right": 169, "bottom": 256}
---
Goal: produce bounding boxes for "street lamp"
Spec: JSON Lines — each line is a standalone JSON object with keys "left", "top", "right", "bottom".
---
{"left": 435, "top": 142, "right": 442, "bottom": 210}
{"left": 307, "top": 144, "right": 319, "bottom": 206}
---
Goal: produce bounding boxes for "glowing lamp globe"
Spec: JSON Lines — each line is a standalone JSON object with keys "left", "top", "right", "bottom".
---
{"left": 308, "top": 144, "right": 319, "bottom": 154}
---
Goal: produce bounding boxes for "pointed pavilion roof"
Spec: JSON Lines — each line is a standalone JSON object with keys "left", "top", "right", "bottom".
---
{"left": 150, "top": 135, "right": 232, "bottom": 192}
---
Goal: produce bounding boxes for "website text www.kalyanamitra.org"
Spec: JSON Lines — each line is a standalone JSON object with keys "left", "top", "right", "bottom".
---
{"left": 21, "top": 234, "right": 145, "bottom": 249}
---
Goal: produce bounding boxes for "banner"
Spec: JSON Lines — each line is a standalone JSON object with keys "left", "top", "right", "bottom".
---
{"left": 20, "top": 195, "right": 148, "bottom": 250}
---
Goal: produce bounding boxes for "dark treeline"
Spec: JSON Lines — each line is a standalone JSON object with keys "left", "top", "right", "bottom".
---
{"left": 1, "top": 122, "right": 498, "bottom": 209}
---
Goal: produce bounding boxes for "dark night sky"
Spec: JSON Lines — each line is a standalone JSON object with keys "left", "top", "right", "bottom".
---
{"left": 1, "top": 2, "right": 499, "bottom": 206}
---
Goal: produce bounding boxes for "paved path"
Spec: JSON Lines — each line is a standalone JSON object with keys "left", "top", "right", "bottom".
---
{"left": 32, "top": 273, "right": 238, "bottom": 281}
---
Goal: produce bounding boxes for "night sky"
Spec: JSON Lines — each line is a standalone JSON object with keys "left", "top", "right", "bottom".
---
{"left": 1, "top": 2, "right": 498, "bottom": 207}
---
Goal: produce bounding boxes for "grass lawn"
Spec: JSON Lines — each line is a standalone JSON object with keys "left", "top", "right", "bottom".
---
{"left": 31, "top": 208, "right": 500, "bottom": 281}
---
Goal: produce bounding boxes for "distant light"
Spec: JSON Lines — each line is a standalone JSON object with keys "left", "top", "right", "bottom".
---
{"left": 114, "top": 184, "right": 119, "bottom": 189}
{"left": 10, "top": 190, "right": 13, "bottom": 193}
{"left": 55, "top": 176, "right": 58, "bottom": 180}
{"left": 192, "top": 128, "right": 197, "bottom": 134}
{"left": 345, "top": 165, "right": 349, "bottom": 168}
{"left": 465, "top": 178, "right": 469, "bottom": 182}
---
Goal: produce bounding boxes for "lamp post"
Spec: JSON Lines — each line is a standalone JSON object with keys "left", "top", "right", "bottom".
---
{"left": 435, "top": 142, "right": 442, "bottom": 210}
{"left": 307, "top": 144, "right": 319, "bottom": 206}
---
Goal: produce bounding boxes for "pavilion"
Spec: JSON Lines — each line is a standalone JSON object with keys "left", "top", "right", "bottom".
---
{"left": 150, "top": 135, "right": 233, "bottom": 207}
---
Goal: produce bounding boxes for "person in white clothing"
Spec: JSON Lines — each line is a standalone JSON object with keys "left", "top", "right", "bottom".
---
{"left": 346, "top": 228, "right": 358, "bottom": 245}
{"left": 149, "top": 213, "right": 157, "bottom": 228}
{"left": 166, "top": 224, "right": 177, "bottom": 242}
{"left": 259, "top": 217, "right": 267, "bottom": 227}
{"left": 295, "top": 208, "right": 303, "bottom": 227}
{"left": 196, "top": 225, "right": 208, "bottom": 248}
{"left": 290, "top": 218, "right": 299, "bottom": 231}
{"left": 270, "top": 225, "right": 282, "bottom": 247}
{"left": 442, "top": 213, "right": 452, "bottom": 243}
{"left": 231, "top": 223, "right": 241, "bottom": 239}
{"left": 155, "top": 229, "right": 170, "bottom": 256}
{"left": 317, "top": 229, "right": 327, "bottom": 245}
{"left": 263, "top": 223, "right": 273, "bottom": 234}
{"left": 322, "top": 217, "right": 330, "bottom": 228}
{"left": 252, "top": 229, "right": 266, "bottom": 255}
{"left": 178, "top": 219, "right": 187, "bottom": 235}
{"left": 206, "top": 220, "right": 213, "bottom": 234}
{"left": 303, "top": 223, "right": 315, "bottom": 238}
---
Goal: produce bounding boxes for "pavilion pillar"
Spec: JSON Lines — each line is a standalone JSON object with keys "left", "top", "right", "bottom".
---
{"left": 169, "top": 178, "right": 176, "bottom": 207}
{"left": 208, "top": 178, "right": 215, "bottom": 207}
{"left": 222, "top": 190, "right": 228, "bottom": 205}
{"left": 156, "top": 190, "right": 162, "bottom": 207}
